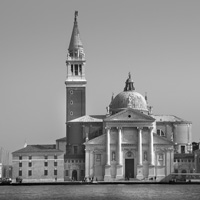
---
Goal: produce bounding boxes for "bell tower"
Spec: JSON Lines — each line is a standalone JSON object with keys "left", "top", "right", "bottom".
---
{"left": 65, "top": 11, "right": 86, "bottom": 122}
{"left": 64, "top": 12, "right": 87, "bottom": 181}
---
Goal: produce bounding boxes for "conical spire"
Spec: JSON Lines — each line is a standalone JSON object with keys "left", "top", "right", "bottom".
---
{"left": 68, "top": 11, "right": 83, "bottom": 52}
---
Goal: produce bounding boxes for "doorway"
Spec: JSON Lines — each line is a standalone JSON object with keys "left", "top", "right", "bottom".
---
{"left": 125, "top": 159, "right": 134, "bottom": 179}
{"left": 72, "top": 170, "right": 77, "bottom": 181}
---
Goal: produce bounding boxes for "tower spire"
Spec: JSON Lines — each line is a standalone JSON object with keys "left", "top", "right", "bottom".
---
{"left": 68, "top": 11, "right": 84, "bottom": 56}
{"left": 65, "top": 11, "right": 86, "bottom": 121}
{"left": 65, "top": 11, "right": 86, "bottom": 82}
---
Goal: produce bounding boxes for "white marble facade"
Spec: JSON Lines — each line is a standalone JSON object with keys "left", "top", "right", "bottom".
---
{"left": 85, "top": 108, "right": 174, "bottom": 182}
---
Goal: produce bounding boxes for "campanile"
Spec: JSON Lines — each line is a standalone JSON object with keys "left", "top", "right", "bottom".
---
{"left": 65, "top": 11, "right": 86, "bottom": 122}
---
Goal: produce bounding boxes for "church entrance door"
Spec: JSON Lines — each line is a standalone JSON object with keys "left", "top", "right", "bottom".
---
{"left": 72, "top": 170, "right": 77, "bottom": 181}
{"left": 125, "top": 159, "right": 134, "bottom": 179}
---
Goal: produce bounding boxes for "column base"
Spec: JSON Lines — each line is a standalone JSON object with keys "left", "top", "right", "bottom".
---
{"left": 104, "top": 165, "right": 111, "bottom": 181}
{"left": 148, "top": 165, "right": 155, "bottom": 180}
{"left": 116, "top": 165, "right": 123, "bottom": 180}
{"left": 136, "top": 165, "right": 143, "bottom": 180}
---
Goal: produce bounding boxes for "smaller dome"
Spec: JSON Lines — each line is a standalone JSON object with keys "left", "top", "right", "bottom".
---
{"left": 110, "top": 91, "right": 148, "bottom": 113}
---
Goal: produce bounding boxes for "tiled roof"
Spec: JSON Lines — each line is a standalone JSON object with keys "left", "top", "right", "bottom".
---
{"left": 90, "top": 115, "right": 106, "bottom": 120}
{"left": 153, "top": 115, "right": 191, "bottom": 123}
{"left": 12, "top": 144, "right": 63, "bottom": 154}
{"left": 68, "top": 115, "right": 103, "bottom": 123}
{"left": 56, "top": 137, "right": 66, "bottom": 142}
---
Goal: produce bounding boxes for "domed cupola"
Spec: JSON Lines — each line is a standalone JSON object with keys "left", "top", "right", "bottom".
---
{"left": 109, "top": 73, "right": 148, "bottom": 114}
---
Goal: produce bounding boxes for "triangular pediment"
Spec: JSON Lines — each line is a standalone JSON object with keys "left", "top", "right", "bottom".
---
{"left": 154, "top": 134, "right": 174, "bottom": 145}
{"left": 105, "top": 108, "right": 155, "bottom": 122}
{"left": 85, "top": 134, "right": 106, "bottom": 145}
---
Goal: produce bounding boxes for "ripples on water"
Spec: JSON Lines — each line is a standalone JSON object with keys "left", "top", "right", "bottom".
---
{"left": 0, "top": 184, "right": 200, "bottom": 200}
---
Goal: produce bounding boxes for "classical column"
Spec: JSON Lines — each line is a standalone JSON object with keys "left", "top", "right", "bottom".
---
{"left": 118, "top": 127, "right": 122, "bottom": 165}
{"left": 173, "top": 124, "right": 177, "bottom": 143}
{"left": 104, "top": 127, "right": 111, "bottom": 181}
{"left": 137, "top": 127, "right": 143, "bottom": 165}
{"left": 149, "top": 127, "right": 154, "bottom": 165}
{"left": 85, "top": 150, "right": 90, "bottom": 178}
{"left": 106, "top": 127, "right": 111, "bottom": 166}
{"left": 173, "top": 124, "right": 178, "bottom": 153}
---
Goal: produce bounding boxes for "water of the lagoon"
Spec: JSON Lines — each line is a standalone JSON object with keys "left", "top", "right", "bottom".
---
{"left": 0, "top": 184, "right": 199, "bottom": 200}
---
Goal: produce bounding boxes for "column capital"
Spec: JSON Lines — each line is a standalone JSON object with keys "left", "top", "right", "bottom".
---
{"left": 105, "top": 126, "right": 111, "bottom": 130}
{"left": 148, "top": 126, "right": 154, "bottom": 131}
{"left": 137, "top": 127, "right": 143, "bottom": 131}
{"left": 116, "top": 127, "right": 123, "bottom": 130}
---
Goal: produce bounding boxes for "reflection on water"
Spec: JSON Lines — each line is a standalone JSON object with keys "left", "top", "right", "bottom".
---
{"left": 0, "top": 184, "right": 200, "bottom": 200}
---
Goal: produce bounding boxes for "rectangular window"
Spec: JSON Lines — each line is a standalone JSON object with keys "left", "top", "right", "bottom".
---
{"left": 44, "top": 155, "right": 48, "bottom": 160}
{"left": 181, "top": 146, "right": 185, "bottom": 153}
{"left": 19, "top": 170, "right": 22, "bottom": 176}
{"left": 74, "top": 146, "right": 78, "bottom": 155}
{"left": 71, "top": 64, "right": 74, "bottom": 74}
{"left": 65, "top": 170, "right": 69, "bottom": 176}
{"left": 28, "top": 170, "right": 32, "bottom": 176}
{"left": 29, "top": 162, "right": 32, "bottom": 167}
{"left": 75, "top": 64, "right": 79, "bottom": 75}
{"left": 54, "top": 155, "right": 57, "bottom": 160}
{"left": 54, "top": 170, "right": 57, "bottom": 176}
{"left": 29, "top": 156, "right": 32, "bottom": 160}
{"left": 44, "top": 170, "right": 48, "bottom": 176}
{"left": 54, "top": 161, "right": 57, "bottom": 167}
{"left": 79, "top": 65, "right": 82, "bottom": 74}
{"left": 44, "top": 161, "right": 48, "bottom": 167}
{"left": 19, "top": 162, "right": 22, "bottom": 167}
{"left": 19, "top": 156, "right": 22, "bottom": 160}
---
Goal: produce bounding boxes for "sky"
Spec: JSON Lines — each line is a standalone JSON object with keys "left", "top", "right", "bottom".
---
{"left": 0, "top": 0, "right": 200, "bottom": 155}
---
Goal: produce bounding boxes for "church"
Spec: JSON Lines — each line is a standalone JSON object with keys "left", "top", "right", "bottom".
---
{"left": 64, "top": 12, "right": 193, "bottom": 182}
{"left": 12, "top": 12, "right": 194, "bottom": 183}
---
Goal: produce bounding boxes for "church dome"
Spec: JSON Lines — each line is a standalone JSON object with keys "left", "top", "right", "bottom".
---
{"left": 109, "top": 73, "right": 148, "bottom": 113}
